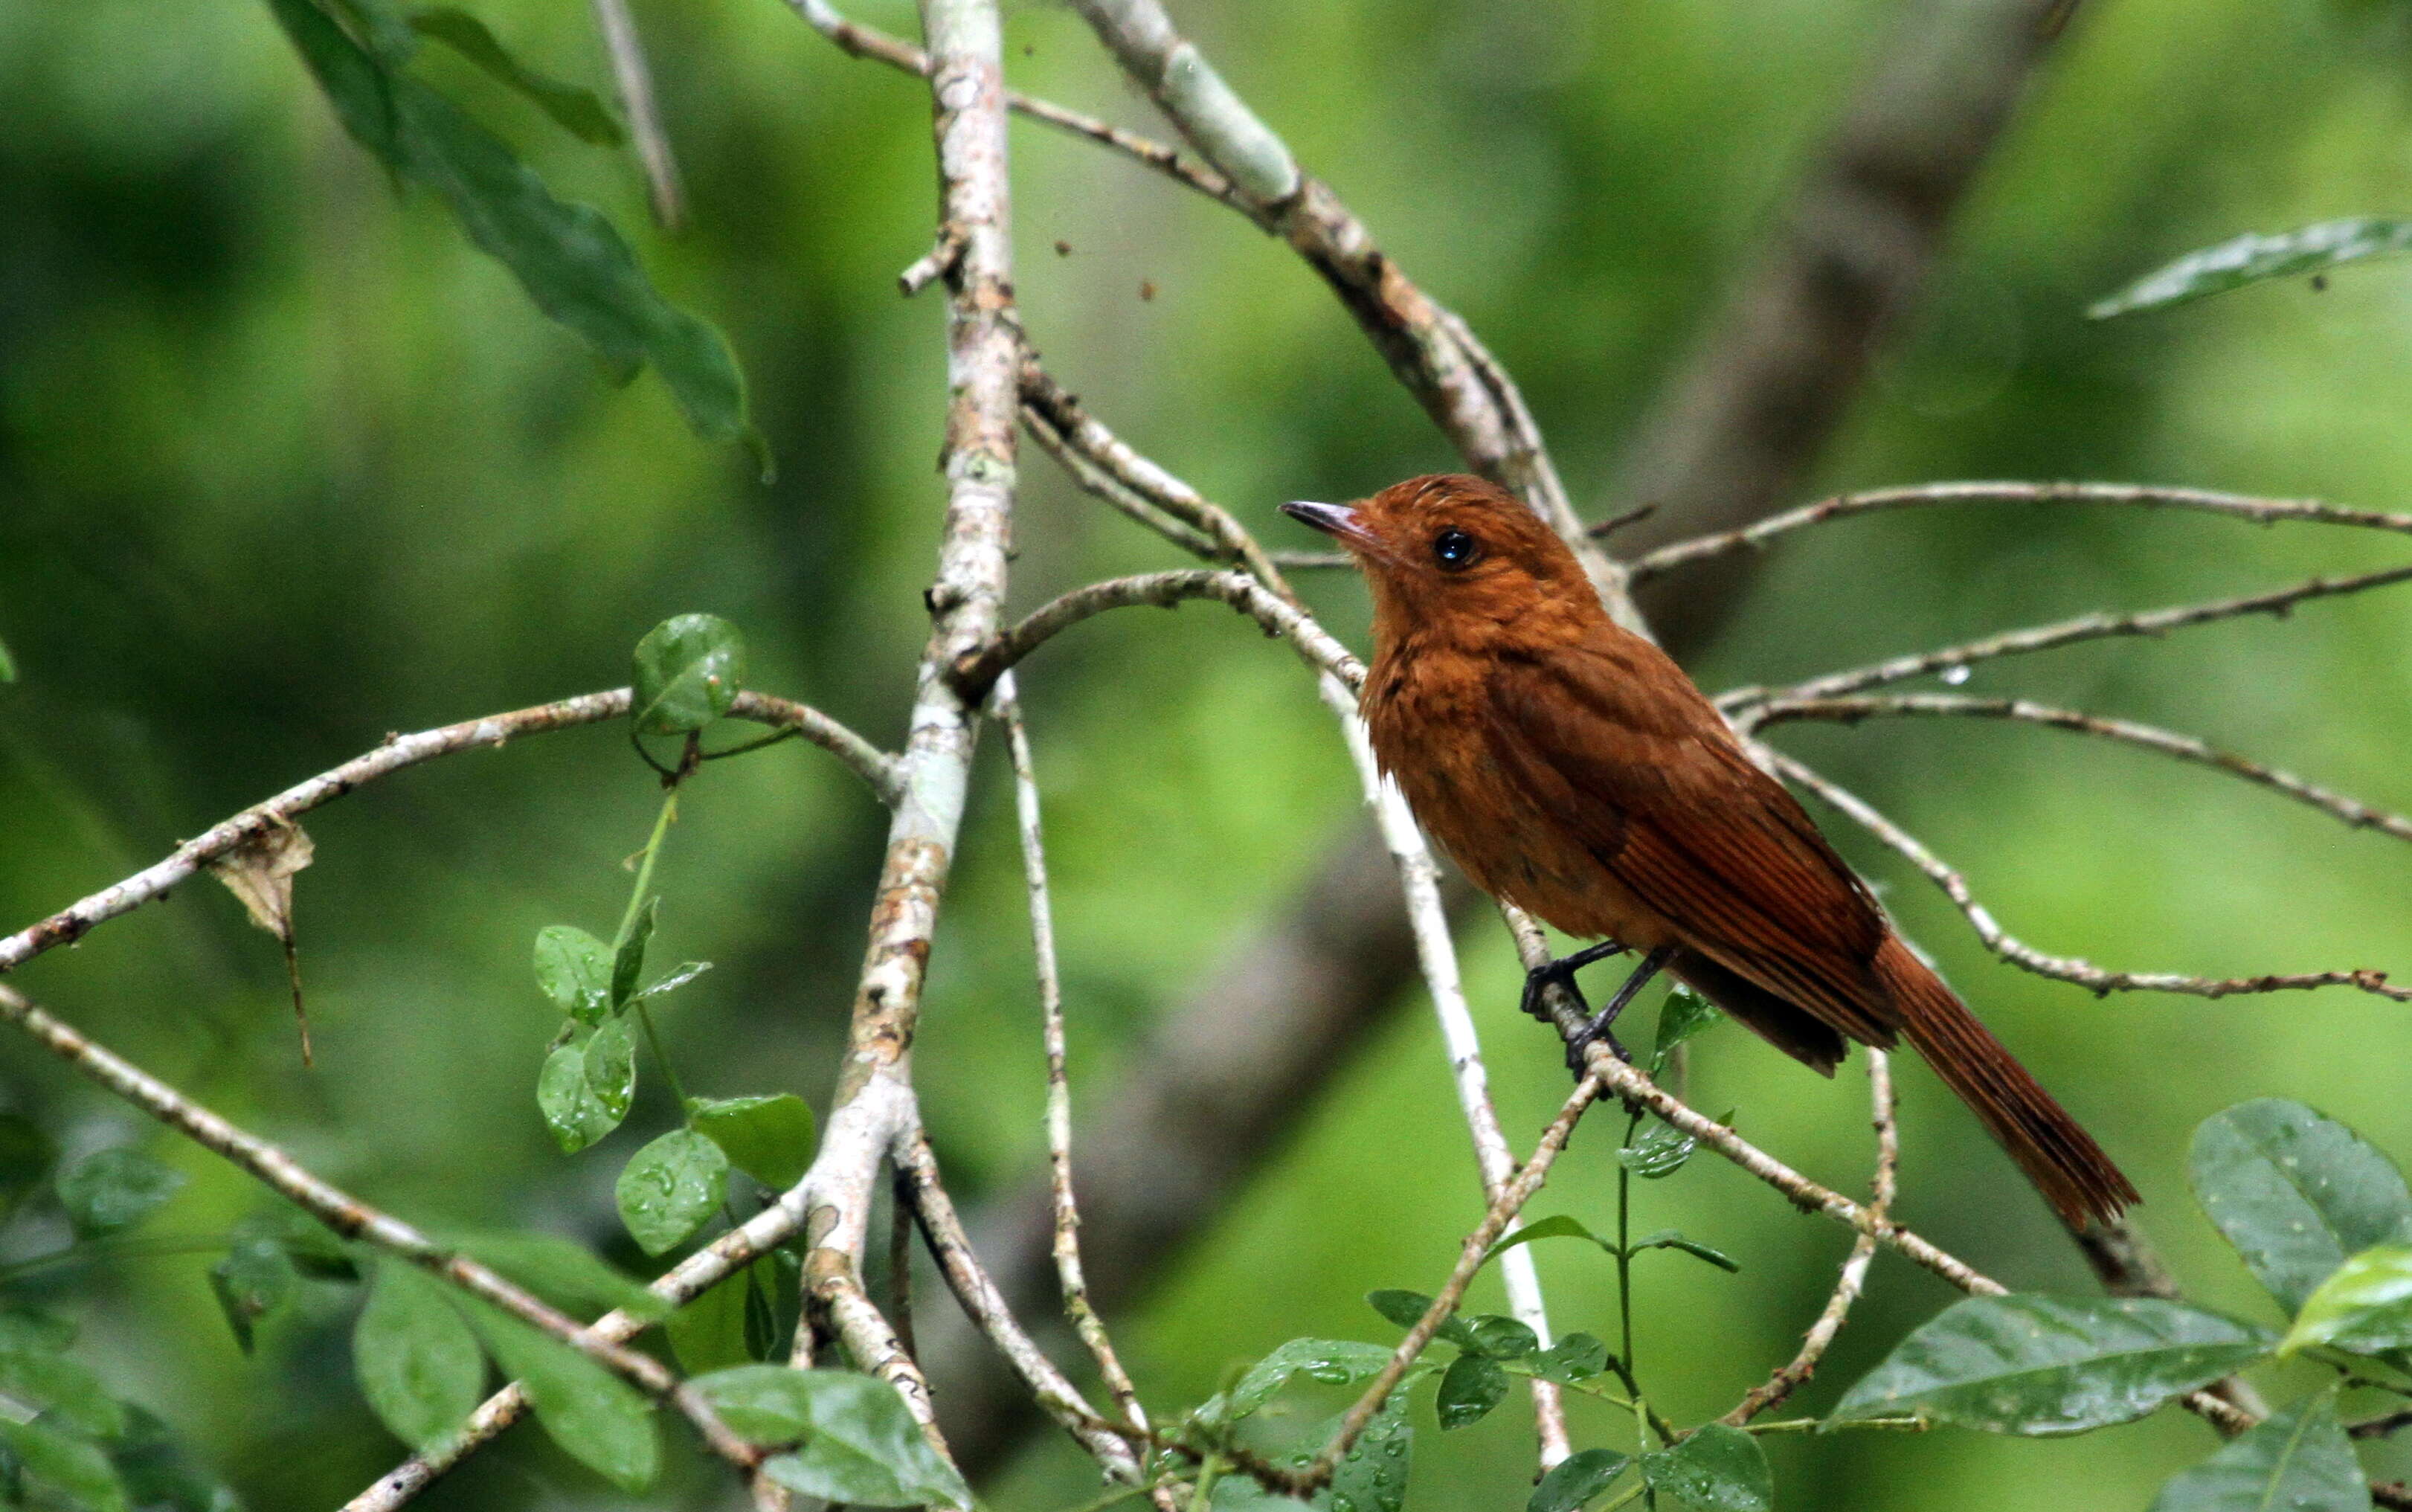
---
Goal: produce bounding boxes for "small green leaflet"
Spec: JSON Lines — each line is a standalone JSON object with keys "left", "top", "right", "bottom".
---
{"left": 463, "top": 1302, "right": 659, "bottom": 1492}
{"left": 451, "top": 1231, "right": 666, "bottom": 1322}
{"left": 534, "top": 926, "right": 613, "bottom": 1023}
{"left": 210, "top": 1224, "right": 301, "bottom": 1354}
{"left": 1435, "top": 1353, "right": 1508, "bottom": 1429}
{"left": 1829, "top": 1295, "right": 2274, "bottom": 1435}
{"left": 353, "top": 1261, "right": 485, "bottom": 1453}
{"left": 1528, "top": 1448, "right": 1629, "bottom": 1512}
{"left": 690, "top": 1093, "right": 817, "bottom": 1188}
{"left": 631, "top": 614, "right": 747, "bottom": 735}
{"left": 1328, "top": 1387, "right": 1412, "bottom": 1512}
{"left": 56, "top": 1148, "right": 185, "bottom": 1238}
{"left": 2092, "top": 219, "right": 2412, "bottom": 319}
{"left": 616, "top": 1128, "right": 727, "bottom": 1255}
{"left": 537, "top": 1023, "right": 634, "bottom": 1152}
{"left": 1638, "top": 1423, "right": 1772, "bottom": 1512}
{"left": 0, "top": 1417, "right": 129, "bottom": 1512}
{"left": 1649, "top": 987, "right": 1723, "bottom": 1075}
{"left": 263, "top": 0, "right": 750, "bottom": 444}
{"left": 611, "top": 900, "right": 655, "bottom": 1008}
{"left": 2190, "top": 1098, "right": 2412, "bottom": 1316}
{"left": 2281, "top": 1245, "right": 2412, "bottom": 1357}
{"left": 408, "top": 8, "right": 623, "bottom": 146}
{"left": 1212, "top": 1338, "right": 1398, "bottom": 1424}
{"left": 2146, "top": 1388, "right": 2369, "bottom": 1512}
{"left": 724, "top": 1370, "right": 969, "bottom": 1510}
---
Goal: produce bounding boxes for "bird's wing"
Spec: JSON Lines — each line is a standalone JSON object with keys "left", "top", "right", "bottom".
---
{"left": 1488, "top": 640, "right": 1897, "bottom": 1045}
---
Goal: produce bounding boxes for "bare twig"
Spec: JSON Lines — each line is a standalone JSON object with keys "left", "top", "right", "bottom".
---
{"left": 1721, "top": 1049, "right": 1897, "bottom": 1425}
{"left": 1756, "top": 744, "right": 2412, "bottom": 1004}
{"left": 0, "top": 688, "right": 895, "bottom": 974}
{"left": 588, "top": 0, "right": 686, "bottom": 229}
{"left": 1723, "top": 562, "right": 2412, "bottom": 710}
{"left": 1633, "top": 480, "right": 2412, "bottom": 583}
{"left": 992, "top": 677, "right": 1153, "bottom": 1438}
{"left": 899, "top": 223, "right": 967, "bottom": 296}
{"left": 0, "top": 984, "right": 760, "bottom": 1469}
{"left": 785, "top": 0, "right": 1240, "bottom": 208}
{"left": 1745, "top": 693, "right": 2412, "bottom": 847}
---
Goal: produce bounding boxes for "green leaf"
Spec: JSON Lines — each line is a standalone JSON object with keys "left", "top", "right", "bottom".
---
{"left": 0, "top": 1336, "right": 126, "bottom": 1438}
{"left": 534, "top": 926, "right": 614, "bottom": 1024}
{"left": 686, "top": 1363, "right": 813, "bottom": 1443}
{"left": 1649, "top": 987, "right": 1723, "bottom": 1075}
{"left": 616, "top": 1129, "right": 727, "bottom": 1255}
{"left": 2091, "top": 218, "right": 2412, "bottom": 319}
{"left": 583, "top": 1018, "right": 636, "bottom": 1122}
{"left": 408, "top": 8, "right": 623, "bottom": 145}
{"left": 452, "top": 1232, "right": 666, "bottom": 1323}
{"left": 0, "top": 1114, "right": 56, "bottom": 1223}
{"left": 107, "top": 1403, "right": 242, "bottom": 1512}
{"left": 689, "top": 1094, "right": 818, "bottom": 1190}
{"left": 1222, "top": 1339, "right": 1399, "bottom": 1421}
{"left": 2281, "top": 1245, "right": 2412, "bottom": 1357}
{"left": 0, "top": 638, "right": 15, "bottom": 683}
{"left": 1329, "top": 1386, "right": 1412, "bottom": 1512}
{"left": 1529, "top": 1333, "right": 1613, "bottom": 1384}
{"left": 1633, "top": 1229, "right": 1741, "bottom": 1273}
{"left": 611, "top": 900, "right": 655, "bottom": 1008}
{"left": 1638, "top": 1424, "right": 1772, "bottom": 1512}
{"left": 1618, "top": 1119, "right": 1698, "bottom": 1180}
{"left": 263, "top": 0, "right": 750, "bottom": 443}
{"left": 631, "top": 615, "right": 747, "bottom": 736}
{"left": 210, "top": 1225, "right": 301, "bottom": 1354}
{"left": 1483, "top": 1215, "right": 1601, "bottom": 1264}
{"left": 0, "top": 1417, "right": 129, "bottom": 1512}
{"left": 749, "top": 1371, "right": 971, "bottom": 1510}
{"left": 1459, "top": 1315, "right": 1539, "bottom": 1360}
{"left": 463, "top": 1304, "right": 657, "bottom": 1492}
{"left": 2191, "top": 1098, "right": 2412, "bottom": 1316}
{"left": 1528, "top": 1448, "right": 1630, "bottom": 1512}
{"left": 637, "top": 961, "right": 712, "bottom": 1000}
{"left": 1435, "top": 1354, "right": 1508, "bottom": 1430}
{"left": 353, "top": 1262, "right": 486, "bottom": 1453}
{"left": 55, "top": 1148, "right": 184, "bottom": 1238}
{"left": 536, "top": 1035, "right": 621, "bottom": 1153}
{"left": 2147, "top": 1387, "right": 2369, "bottom": 1512}
{"left": 1829, "top": 1295, "right": 2274, "bottom": 1435}
{"left": 1366, "top": 1290, "right": 1482, "bottom": 1353}
{"left": 665, "top": 1267, "right": 755, "bottom": 1376}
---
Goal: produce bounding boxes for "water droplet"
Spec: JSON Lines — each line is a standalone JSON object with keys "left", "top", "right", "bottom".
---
{"left": 1940, "top": 663, "right": 1971, "bottom": 686}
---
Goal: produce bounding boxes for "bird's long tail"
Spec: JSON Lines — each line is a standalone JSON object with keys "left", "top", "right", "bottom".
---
{"left": 1876, "top": 936, "right": 2138, "bottom": 1227}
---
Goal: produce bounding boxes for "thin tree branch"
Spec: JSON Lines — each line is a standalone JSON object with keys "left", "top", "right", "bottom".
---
{"left": 588, "top": 0, "right": 686, "bottom": 229}
{"left": 784, "top": 0, "right": 1241, "bottom": 209}
{"left": 1723, "top": 562, "right": 2412, "bottom": 710}
{"left": 1630, "top": 481, "right": 2412, "bottom": 582}
{"left": 1720, "top": 1048, "right": 1897, "bottom": 1426}
{"left": 0, "top": 984, "right": 760, "bottom": 1470}
{"left": 1744, "top": 693, "right": 2412, "bottom": 847}
{"left": 0, "top": 689, "right": 896, "bottom": 974}
{"left": 1756, "top": 744, "right": 2411, "bottom": 1003}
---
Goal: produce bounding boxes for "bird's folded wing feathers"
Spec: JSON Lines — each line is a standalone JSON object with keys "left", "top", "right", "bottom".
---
{"left": 1488, "top": 644, "right": 1897, "bottom": 1044}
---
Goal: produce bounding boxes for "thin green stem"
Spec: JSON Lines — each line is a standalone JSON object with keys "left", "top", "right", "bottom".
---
{"left": 1186, "top": 1453, "right": 1223, "bottom": 1512}
{"left": 0, "top": 1233, "right": 231, "bottom": 1283}
{"left": 614, "top": 790, "right": 681, "bottom": 948}
{"left": 632, "top": 996, "right": 690, "bottom": 1111}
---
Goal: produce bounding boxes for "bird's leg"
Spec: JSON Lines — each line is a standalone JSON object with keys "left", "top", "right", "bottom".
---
{"left": 1563, "top": 945, "right": 1676, "bottom": 1073}
{"left": 1518, "top": 939, "right": 1631, "bottom": 1023}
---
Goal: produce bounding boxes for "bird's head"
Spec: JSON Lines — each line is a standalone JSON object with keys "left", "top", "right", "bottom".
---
{"left": 1281, "top": 474, "right": 1591, "bottom": 641}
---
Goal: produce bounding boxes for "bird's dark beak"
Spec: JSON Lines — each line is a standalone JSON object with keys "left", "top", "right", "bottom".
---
{"left": 1281, "top": 501, "right": 1374, "bottom": 551}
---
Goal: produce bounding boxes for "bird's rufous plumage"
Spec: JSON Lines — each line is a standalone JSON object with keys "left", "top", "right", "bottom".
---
{"left": 1285, "top": 474, "right": 2136, "bottom": 1227}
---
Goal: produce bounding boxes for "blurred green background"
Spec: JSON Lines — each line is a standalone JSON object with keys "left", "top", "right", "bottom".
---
{"left": 7, "top": 0, "right": 2412, "bottom": 1507}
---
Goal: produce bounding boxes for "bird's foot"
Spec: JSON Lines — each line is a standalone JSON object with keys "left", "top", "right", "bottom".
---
{"left": 1518, "top": 939, "right": 1630, "bottom": 1023}
{"left": 1558, "top": 945, "right": 1676, "bottom": 1078}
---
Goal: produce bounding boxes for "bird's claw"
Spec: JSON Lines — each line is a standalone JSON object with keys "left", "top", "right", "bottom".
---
{"left": 1518, "top": 940, "right": 1630, "bottom": 1023}
{"left": 1562, "top": 1015, "right": 1633, "bottom": 1073}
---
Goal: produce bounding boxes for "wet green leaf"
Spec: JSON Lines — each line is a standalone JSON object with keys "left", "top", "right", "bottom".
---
{"left": 2191, "top": 1098, "right": 2412, "bottom": 1315}
{"left": 610, "top": 900, "right": 655, "bottom": 1008}
{"left": 264, "top": 0, "right": 749, "bottom": 442}
{"left": 1633, "top": 1229, "right": 1740, "bottom": 1273}
{"left": 1529, "top": 1333, "right": 1613, "bottom": 1384}
{"left": 583, "top": 1019, "right": 636, "bottom": 1122}
{"left": 1458, "top": 1314, "right": 1539, "bottom": 1360}
{"left": 635, "top": 961, "right": 712, "bottom": 1000}
{"left": 1221, "top": 1339, "right": 1398, "bottom": 1422}
{"left": 631, "top": 614, "right": 746, "bottom": 735}
{"left": 751, "top": 1371, "right": 971, "bottom": 1509}
{"left": 1366, "top": 1290, "right": 1482, "bottom": 1353}
{"left": 0, "top": 1417, "right": 128, "bottom": 1512}
{"left": 1638, "top": 1424, "right": 1772, "bottom": 1512}
{"left": 1329, "top": 1386, "right": 1412, "bottom": 1512}
{"left": 1435, "top": 1354, "right": 1507, "bottom": 1429}
{"left": 1829, "top": 1295, "right": 2273, "bottom": 1435}
{"left": 536, "top": 1035, "right": 620, "bottom": 1153}
{"left": 615, "top": 1129, "right": 727, "bottom": 1255}
{"left": 2091, "top": 219, "right": 2412, "bottom": 319}
{"left": 354, "top": 1261, "right": 485, "bottom": 1453}
{"left": 408, "top": 8, "right": 623, "bottom": 145}
{"left": 665, "top": 1268, "right": 753, "bottom": 1375}
{"left": 465, "top": 1304, "right": 657, "bottom": 1491}
{"left": 534, "top": 926, "right": 613, "bottom": 1023}
{"left": 2148, "top": 1387, "right": 2367, "bottom": 1511}
{"left": 1618, "top": 1119, "right": 1698, "bottom": 1180}
{"left": 56, "top": 1149, "right": 184, "bottom": 1238}
{"left": 689, "top": 1093, "right": 817, "bottom": 1189}
{"left": 452, "top": 1231, "right": 666, "bottom": 1322}
{"left": 1483, "top": 1215, "right": 1601, "bottom": 1264}
{"left": 2282, "top": 1245, "right": 2412, "bottom": 1357}
{"left": 1649, "top": 987, "right": 1723, "bottom": 1075}
{"left": 1528, "top": 1448, "right": 1630, "bottom": 1512}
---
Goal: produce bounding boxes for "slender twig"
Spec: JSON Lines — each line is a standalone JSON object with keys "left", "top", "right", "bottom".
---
{"left": 1722, "top": 562, "right": 2412, "bottom": 710}
{"left": 1721, "top": 1049, "right": 1897, "bottom": 1425}
{"left": 1632, "top": 481, "right": 2412, "bottom": 582}
{"left": 588, "top": 0, "right": 686, "bottom": 228}
{"left": 784, "top": 0, "right": 1241, "bottom": 209}
{"left": 1021, "top": 402, "right": 1229, "bottom": 561}
{"left": 1319, "top": 674, "right": 1571, "bottom": 1467}
{"left": 1744, "top": 693, "right": 2412, "bottom": 846}
{"left": 0, "top": 983, "right": 759, "bottom": 1469}
{"left": 0, "top": 688, "right": 895, "bottom": 974}
{"left": 1756, "top": 744, "right": 2411, "bottom": 1003}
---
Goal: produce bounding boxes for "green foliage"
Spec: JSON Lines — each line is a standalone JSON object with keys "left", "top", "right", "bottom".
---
{"left": 1638, "top": 1426, "right": 1772, "bottom": 1512}
{"left": 353, "top": 1261, "right": 485, "bottom": 1453}
{"left": 451, "top": 1231, "right": 666, "bottom": 1322}
{"left": 260, "top": 0, "right": 750, "bottom": 443}
{"left": 689, "top": 1094, "right": 817, "bottom": 1188}
{"left": 1648, "top": 987, "right": 1723, "bottom": 1076}
{"left": 2091, "top": 219, "right": 2412, "bottom": 318}
{"left": 615, "top": 1128, "right": 728, "bottom": 1255}
{"left": 407, "top": 8, "right": 623, "bottom": 146}
{"left": 208, "top": 1223, "right": 300, "bottom": 1355}
{"left": 705, "top": 1368, "right": 969, "bottom": 1510}
{"left": 54, "top": 1149, "right": 184, "bottom": 1239}
{"left": 632, "top": 614, "right": 747, "bottom": 736}
{"left": 462, "top": 1302, "right": 659, "bottom": 1492}
{"left": 2146, "top": 1389, "right": 2369, "bottom": 1512}
{"left": 1435, "top": 1353, "right": 1508, "bottom": 1430}
{"left": 537, "top": 1028, "right": 629, "bottom": 1153}
{"left": 0, "top": 1417, "right": 129, "bottom": 1512}
{"left": 1528, "top": 1449, "right": 1628, "bottom": 1512}
{"left": 534, "top": 925, "right": 614, "bottom": 1024}
{"left": 2281, "top": 1246, "right": 2412, "bottom": 1356}
{"left": 2191, "top": 1098, "right": 2412, "bottom": 1313}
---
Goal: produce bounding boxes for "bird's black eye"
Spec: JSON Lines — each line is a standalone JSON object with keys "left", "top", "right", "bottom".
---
{"left": 1432, "top": 527, "right": 1478, "bottom": 570}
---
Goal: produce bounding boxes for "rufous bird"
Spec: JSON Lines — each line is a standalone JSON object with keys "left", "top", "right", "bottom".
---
{"left": 1283, "top": 474, "right": 2136, "bottom": 1226}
